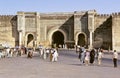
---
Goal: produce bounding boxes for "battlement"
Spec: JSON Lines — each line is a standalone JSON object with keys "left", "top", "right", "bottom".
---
{"left": 74, "top": 10, "right": 97, "bottom": 14}
{"left": 111, "top": 12, "right": 120, "bottom": 17}
{"left": 74, "top": 10, "right": 87, "bottom": 13}
{"left": 87, "top": 9, "right": 97, "bottom": 13}
{"left": 95, "top": 14, "right": 111, "bottom": 18}
{"left": 17, "top": 11, "right": 39, "bottom": 16}
{"left": 0, "top": 15, "right": 14, "bottom": 17}
{"left": 0, "top": 15, "right": 15, "bottom": 20}
{"left": 40, "top": 12, "right": 74, "bottom": 16}
{"left": 95, "top": 12, "right": 120, "bottom": 18}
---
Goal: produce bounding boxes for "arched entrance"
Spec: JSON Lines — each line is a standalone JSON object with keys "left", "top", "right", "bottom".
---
{"left": 27, "top": 34, "right": 34, "bottom": 47}
{"left": 77, "top": 34, "right": 85, "bottom": 46}
{"left": 52, "top": 31, "right": 64, "bottom": 48}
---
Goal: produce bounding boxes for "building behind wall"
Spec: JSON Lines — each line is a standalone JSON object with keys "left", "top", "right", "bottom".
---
{"left": 0, "top": 10, "right": 120, "bottom": 51}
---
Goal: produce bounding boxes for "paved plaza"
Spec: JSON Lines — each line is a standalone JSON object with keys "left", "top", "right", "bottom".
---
{"left": 0, "top": 49, "right": 120, "bottom": 78}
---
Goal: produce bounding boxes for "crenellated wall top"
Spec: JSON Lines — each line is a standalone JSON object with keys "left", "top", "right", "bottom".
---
{"left": 40, "top": 12, "right": 74, "bottom": 20}
{"left": 111, "top": 12, "right": 120, "bottom": 17}
{"left": 0, "top": 11, "right": 120, "bottom": 20}
{"left": 95, "top": 13, "right": 111, "bottom": 18}
{"left": 0, "top": 15, "right": 14, "bottom": 17}
{"left": 87, "top": 9, "right": 97, "bottom": 14}
{"left": 40, "top": 12, "right": 74, "bottom": 16}
{"left": 0, "top": 15, "right": 15, "bottom": 20}
{"left": 17, "top": 11, "right": 40, "bottom": 16}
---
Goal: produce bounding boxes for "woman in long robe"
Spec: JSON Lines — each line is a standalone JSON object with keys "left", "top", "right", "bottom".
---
{"left": 90, "top": 49, "right": 95, "bottom": 64}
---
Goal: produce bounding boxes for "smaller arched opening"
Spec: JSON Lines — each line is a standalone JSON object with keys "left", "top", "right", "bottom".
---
{"left": 27, "top": 34, "right": 34, "bottom": 47}
{"left": 77, "top": 34, "right": 86, "bottom": 46}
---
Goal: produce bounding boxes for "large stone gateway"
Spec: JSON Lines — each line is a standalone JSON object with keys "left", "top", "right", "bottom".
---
{"left": 52, "top": 31, "right": 64, "bottom": 48}
{"left": 0, "top": 10, "right": 120, "bottom": 51}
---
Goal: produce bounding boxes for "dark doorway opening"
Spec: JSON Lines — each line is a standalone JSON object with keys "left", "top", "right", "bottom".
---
{"left": 52, "top": 31, "right": 64, "bottom": 48}
{"left": 77, "top": 34, "right": 85, "bottom": 46}
{"left": 27, "top": 34, "right": 34, "bottom": 46}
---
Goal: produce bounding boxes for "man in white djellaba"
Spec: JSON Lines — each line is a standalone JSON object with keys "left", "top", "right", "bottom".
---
{"left": 98, "top": 49, "right": 104, "bottom": 65}
{"left": 52, "top": 49, "right": 59, "bottom": 62}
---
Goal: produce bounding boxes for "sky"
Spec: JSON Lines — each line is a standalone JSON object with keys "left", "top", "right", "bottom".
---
{"left": 0, "top": 0, "right": 119, "bottom": 15}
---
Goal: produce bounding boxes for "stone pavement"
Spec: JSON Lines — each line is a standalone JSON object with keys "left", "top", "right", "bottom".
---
{"left": 0, "top": 49, "right": 120, "bottom": 78}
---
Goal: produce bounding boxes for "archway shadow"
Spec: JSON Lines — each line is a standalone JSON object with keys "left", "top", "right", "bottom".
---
{"left": 59, "top": 15, "right": 74, "bottom": 48}
{"left": 10, "top": 15, "right": 19, "bottom": 46}
{"left": 94, "top": 16, "right": 112, "bottom": 49}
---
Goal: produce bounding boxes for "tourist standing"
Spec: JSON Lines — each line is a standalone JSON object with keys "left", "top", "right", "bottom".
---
{"left": 80, "top": 46, "right": 86, "bottom": 64}
{"left": 85, "top": 50, "right": 90, "bottom": 66}
{"left": 113, "top": 50, "right": 118, "bottom": 68}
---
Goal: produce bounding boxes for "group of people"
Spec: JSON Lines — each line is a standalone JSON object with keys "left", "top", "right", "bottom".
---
{"left": 0, "top": 45, "right": 59, "bottom": 62}
{"left": 0, "top": 46, "right": 27, "bottom": 59}
{"left": 0, "top": 44, "right": 119, "bottom": 67}
{"left": 77, "top": 46, "right": 99, "bottom": 66}
{"left": 37, "top": 45, "right": 59, "bottom": 62}
{"left": 77, "top": 46, "right": 119, "bottom": 68}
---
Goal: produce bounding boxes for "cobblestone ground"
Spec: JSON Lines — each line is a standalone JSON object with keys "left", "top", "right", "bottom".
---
{"left": 0, "top": 49, "right": 120, "bottom": 78}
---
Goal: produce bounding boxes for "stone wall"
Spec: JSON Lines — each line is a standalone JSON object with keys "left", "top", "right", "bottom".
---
{"left": 0, "top": 11, "right": 120, "bottom": 50}
{"left": 40, "top": 13, "right": 74, "bottom": 46}
{"left": 74, "top": 11, "right": 88, "bottom": 46}
{"left": 74, "top": 11, "right": 88, "bottom": 35}
{"left": 94, "top": 14, "right": 112, "bottom": 49}
{"left": 112, "top": 13, "right": 120, "bottom": 51}
{"left": 0, "top": 15, "right": 18, "bottom": 47}
{"left": 25, "top": 16, "right": 36, "bottom": 32}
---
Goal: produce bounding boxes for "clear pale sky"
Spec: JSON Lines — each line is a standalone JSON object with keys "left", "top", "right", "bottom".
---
{"left": 0, "top": 0, "right": 119, "bottom": 15}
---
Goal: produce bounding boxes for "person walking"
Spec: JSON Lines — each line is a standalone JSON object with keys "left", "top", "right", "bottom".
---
{"left": 113, "top": 50, "right": 118, "bottom": 68}
{"left": 90, "top": 49, "right": 95, "bottom": 64}
{"left": 80, "top": 49, "right": 86, "bottom": 64}
{"left": 84, "top": 50, "right": 90, "bottom": 66}
{"left": 98, "top": 49, "right": 104, "bottom": 65}
{"left": 78, "top": 46, "right": 82, "bottom": 60}
{"left": 52, "top": 49, "right": 59, "bottom": 62}
{"left": 27, "top": 49, "right": 33, "bottom": 58}
{"left": 80, "top": 46, "right": 86, "bottom": 64}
